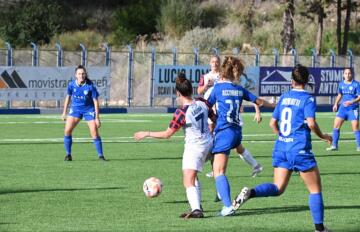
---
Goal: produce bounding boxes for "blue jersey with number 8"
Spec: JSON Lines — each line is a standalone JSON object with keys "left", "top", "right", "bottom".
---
{"left": 272, "top": 89, "right": 316, "bottom": 152}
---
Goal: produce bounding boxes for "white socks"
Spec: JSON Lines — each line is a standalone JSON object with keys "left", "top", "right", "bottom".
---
{"left": 186, "top": 186, "right": 201, "bottom": 211}
{"left": 239, "top": 149, "right": 258, "bottom": 168}
{"left": 194, "top": 178, "right": 201, "bottom": 202}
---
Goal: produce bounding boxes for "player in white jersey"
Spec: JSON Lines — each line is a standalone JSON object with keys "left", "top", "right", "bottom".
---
{"left": 134, "top": 72, "right": 214, "bottom": 219}
{"left": 198, "top": 55, "right": 263, "bottom": 180}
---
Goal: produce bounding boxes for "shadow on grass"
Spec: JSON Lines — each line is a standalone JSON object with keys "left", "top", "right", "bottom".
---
{"left": 107, "top": 157, "right": 182, "bottom": 161}
{"left": 0, "top": 186, "right": 123, "bottom": 195}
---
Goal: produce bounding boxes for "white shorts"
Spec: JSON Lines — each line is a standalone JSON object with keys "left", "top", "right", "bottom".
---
{"left": 182, "top": 140, "right": 213, "bottom": 172}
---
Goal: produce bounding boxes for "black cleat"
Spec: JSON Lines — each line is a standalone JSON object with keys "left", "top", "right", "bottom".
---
{"left": 180, "top": 209, "right": 204, "bottom": 219}
{"left": 214, "top": 195, "right": 221, "bottom": 202}
{"left": 99, "top": 156, "right": 106, "bottom": 161}
{"left": 64, "top": 155, "right": 72, "bottom": 161}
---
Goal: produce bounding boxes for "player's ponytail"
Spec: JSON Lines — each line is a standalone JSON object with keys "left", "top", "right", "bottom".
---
{"left": 221, "top": 56, "right": 245, "bottom": 82}
{"left": 175, "top": 71, "right": 192, "bottom": 97}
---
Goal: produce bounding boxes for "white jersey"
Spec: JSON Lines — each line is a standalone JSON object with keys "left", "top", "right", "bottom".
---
{"left": 169, "top": 98, "right": 213, "bottom": 145}
{"left": 202, "top": 72, "right": 220, "bottom": 100}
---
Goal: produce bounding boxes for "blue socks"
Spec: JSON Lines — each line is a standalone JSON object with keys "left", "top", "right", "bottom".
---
{"left": 215, "top": 175, "right": 232, "bottom": 207}
{"left": 309, "top": 193, "right": 324, "bottom": 224}
{"left": 253, "top": 183, "right": 279, "bottom": 197}
{"left": 354, "top": 130, "right": 360, "bottom": 148}
{"left": 332, "top": 128, "right": 340, "bottom": 147}
{"left": 64, "top": 135, "right": 72, "bottom": 155}
{"left": 93, "top": 136, "right": 103, "bottom": 157}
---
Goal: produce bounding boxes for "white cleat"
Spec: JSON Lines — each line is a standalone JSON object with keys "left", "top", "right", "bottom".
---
{"left": 233, "top": 187, "right": 251, "bottom": 210}
{"left": 205, "top": 171, "right": 214, "bottom": 178}
{"left": 217, "top": 206, "right": 235, "bottom": 217}
{"left": 326, "top": 146, "right": 338, "bottom": 151}
{"left": 251, "top": 164, "right": 263, "bottom": 177}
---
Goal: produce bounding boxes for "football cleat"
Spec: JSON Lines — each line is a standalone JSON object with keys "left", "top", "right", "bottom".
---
{"left": 205, "top": 171, "right": 214, "bottom": 178}
{"left": 99, "top": 156, "right": 106, "bottom": 161}
{"left": 251, "top": 164, "right": 263, "bottom": 177}
{"left": 315, "top": 227, "right": 331, "bottom": 232}
{"left": 217, "top": 206, "right": 235, "bottom": 217}
{"left": 233, "top": 187, "right": 251, "bottom": 210}
{"left": 180, "top": 209, "right": 204, "bottom": 219}
{"left": 64, "top": 155, "right": 72, "bottom": 161}
{"left": 326, "top": 146, "right": 338, "bottom": 151}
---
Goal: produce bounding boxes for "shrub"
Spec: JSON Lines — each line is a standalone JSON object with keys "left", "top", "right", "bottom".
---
{"left": 156, "top": 0, "right": 202, "bottom": 38}
{"left": 178, "top": 27, "right": 226, "bottom": 52}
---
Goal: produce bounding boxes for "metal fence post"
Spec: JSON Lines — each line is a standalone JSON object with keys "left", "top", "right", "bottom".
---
{"left": 329, "top": 49, "right": 336, "bottom": 67}
{"left": 311, "top": 48, "right": 317, "bottom": 67}
{"left": 150, "top": 47, "right": 156, "bottom": 107}
{"left": 291, "top": 48, "right": 297, "bottom": 66}
{"left": 5, "top": 42, "right": 13, "bottom": 109}
{"left": 272, "top": 48, "right": 279, "bottom": 67}
{"left": 347, "top": 49, "right": 353, "bottom": 68}
{"left": 30, "top": 42, "right": 38, "bottom": 108}
{"left": 172, "top": 47, "right": 177, "bottom": 65}
{"left": 55, "top": 43, "right": 63, "bottom": 108}
{"left": 127, "top": 45, "right": 133, "bottom": 107}
{"left": 232, "top": 48, "right": 240, "bottom": 55}
{"left": 79, "top": 43, "right": 87, "bottom": 66}
{"left": 104, "top": 43, "right": 111, "bottom": 66}
{"left": 193, "top": 47, "right": 199, "bottom": 65}
{"left": 212, "top": 47, "right": 219, "bottom": 56}
{"left": 253, "top": 47, "right": 260, "bottom": 66}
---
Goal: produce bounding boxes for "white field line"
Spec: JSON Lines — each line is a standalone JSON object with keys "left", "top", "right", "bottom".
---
{"left": 0, "top": 134, "right": 356, "bottom": 144}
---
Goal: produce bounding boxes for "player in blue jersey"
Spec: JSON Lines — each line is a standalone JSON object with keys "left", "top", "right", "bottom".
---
{"left": 61, "top": 65, "right": 105, "bottom": 161}
{"left": 206, "top": 56, "right": 274, "bottom": 216}
{"left": 134, "top": 72, "right": 215, "bottom": 219}
{"left": 327, "top": 68, "right": 360, "bottom": 151}
{"left": 233, "top": 64, "right": 332, "bottom": 232}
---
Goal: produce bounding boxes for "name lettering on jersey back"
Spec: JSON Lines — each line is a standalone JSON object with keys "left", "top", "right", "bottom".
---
{"left": 281, "top": 98, "right": 301, "bottom": 107}
{"left": 222, "top": 90, "right": 243, "bottom": 97}
{"left": 279, "top": 136, "right": 294, "bottom": 142}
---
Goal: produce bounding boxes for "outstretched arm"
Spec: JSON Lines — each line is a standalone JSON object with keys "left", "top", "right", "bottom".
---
{"left": 134, "top": 127, "right": 176, "bottom": 141}
{"left": 255, "top": 98, "right": 276, "bottom": 108}
{"left": 253, "top": 103, "right": 262, "bottom": 123}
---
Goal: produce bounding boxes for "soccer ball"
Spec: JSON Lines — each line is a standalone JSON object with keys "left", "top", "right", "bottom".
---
{"left": 143, "top": 177, "right": 163, "bottom": 198}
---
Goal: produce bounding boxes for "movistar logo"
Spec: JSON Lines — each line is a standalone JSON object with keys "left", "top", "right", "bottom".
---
{"left": 0, "top": 70, "right": 27, "bottom": 88}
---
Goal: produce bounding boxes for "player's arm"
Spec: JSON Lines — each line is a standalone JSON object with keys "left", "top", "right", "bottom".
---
{"left": 255, "top": 98, "right": 276, "bottom": 108}
{"left": 343, "top": 95, "right": 360, "bottom": 107}
{"left": 61, "top": 95, "right": 71, "bottom": 121}
{"left": 134, "top": 127, "right": 176, "bottom": 141}
{"left": 253, "top": 103, "right": 262, "bottom": 123}
{"left": 333, "top": 93, "right": 342, "bottom": 111}
{"left": 269, "top": 118, "right": 279, "bottom": 135}
{"left": 306, "top": 118, "right": 332, "bottom": 144}
{"left": 197, "top": 75, "right": 207, "bottom": 95}
{"left": 93, "top": 98, "right": 101, "bottom": 128}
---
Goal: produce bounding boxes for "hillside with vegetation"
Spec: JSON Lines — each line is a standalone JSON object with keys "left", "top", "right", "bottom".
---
{"left": 0, "top": 0, "right": 358, "bottom": 55}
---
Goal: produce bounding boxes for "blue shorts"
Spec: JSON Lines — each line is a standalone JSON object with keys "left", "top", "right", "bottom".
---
{"left": 272, "top": 150, "right": 317, "bottom": 172}
{"left": 69, "top": 108, "right": 96, "bottom": 121}
{"left": 336, "top": 106, "right": 359, "bottom": 121}
{"left": 212, "top": 126, "right": 242, "bottom": 155}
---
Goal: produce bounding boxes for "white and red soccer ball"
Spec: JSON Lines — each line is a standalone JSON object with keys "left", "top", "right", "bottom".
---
{"left": 143, "top": 177, "right": 163, "bottom": 198}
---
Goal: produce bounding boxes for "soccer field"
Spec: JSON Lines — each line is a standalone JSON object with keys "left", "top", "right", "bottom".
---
{"left": 0, "top": 113, "right": 359, "bottom": 232}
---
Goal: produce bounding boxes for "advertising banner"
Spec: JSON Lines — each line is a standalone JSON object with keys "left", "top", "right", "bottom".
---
{"left": 259, "top": 67, "right": 348, "bottom": 96}
{"left": 153, "top": 65, "right": 259, "bottom": 97}
{"left": 0, "top": 66, "right": 110, "bottom": 100}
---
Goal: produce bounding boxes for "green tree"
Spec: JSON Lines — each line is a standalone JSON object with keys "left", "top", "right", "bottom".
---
{"left": 111, "top": 0, "right": 161, "bottom": 46}
{"left": 0, "top": 0, "right": 62, "bottom": 47}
